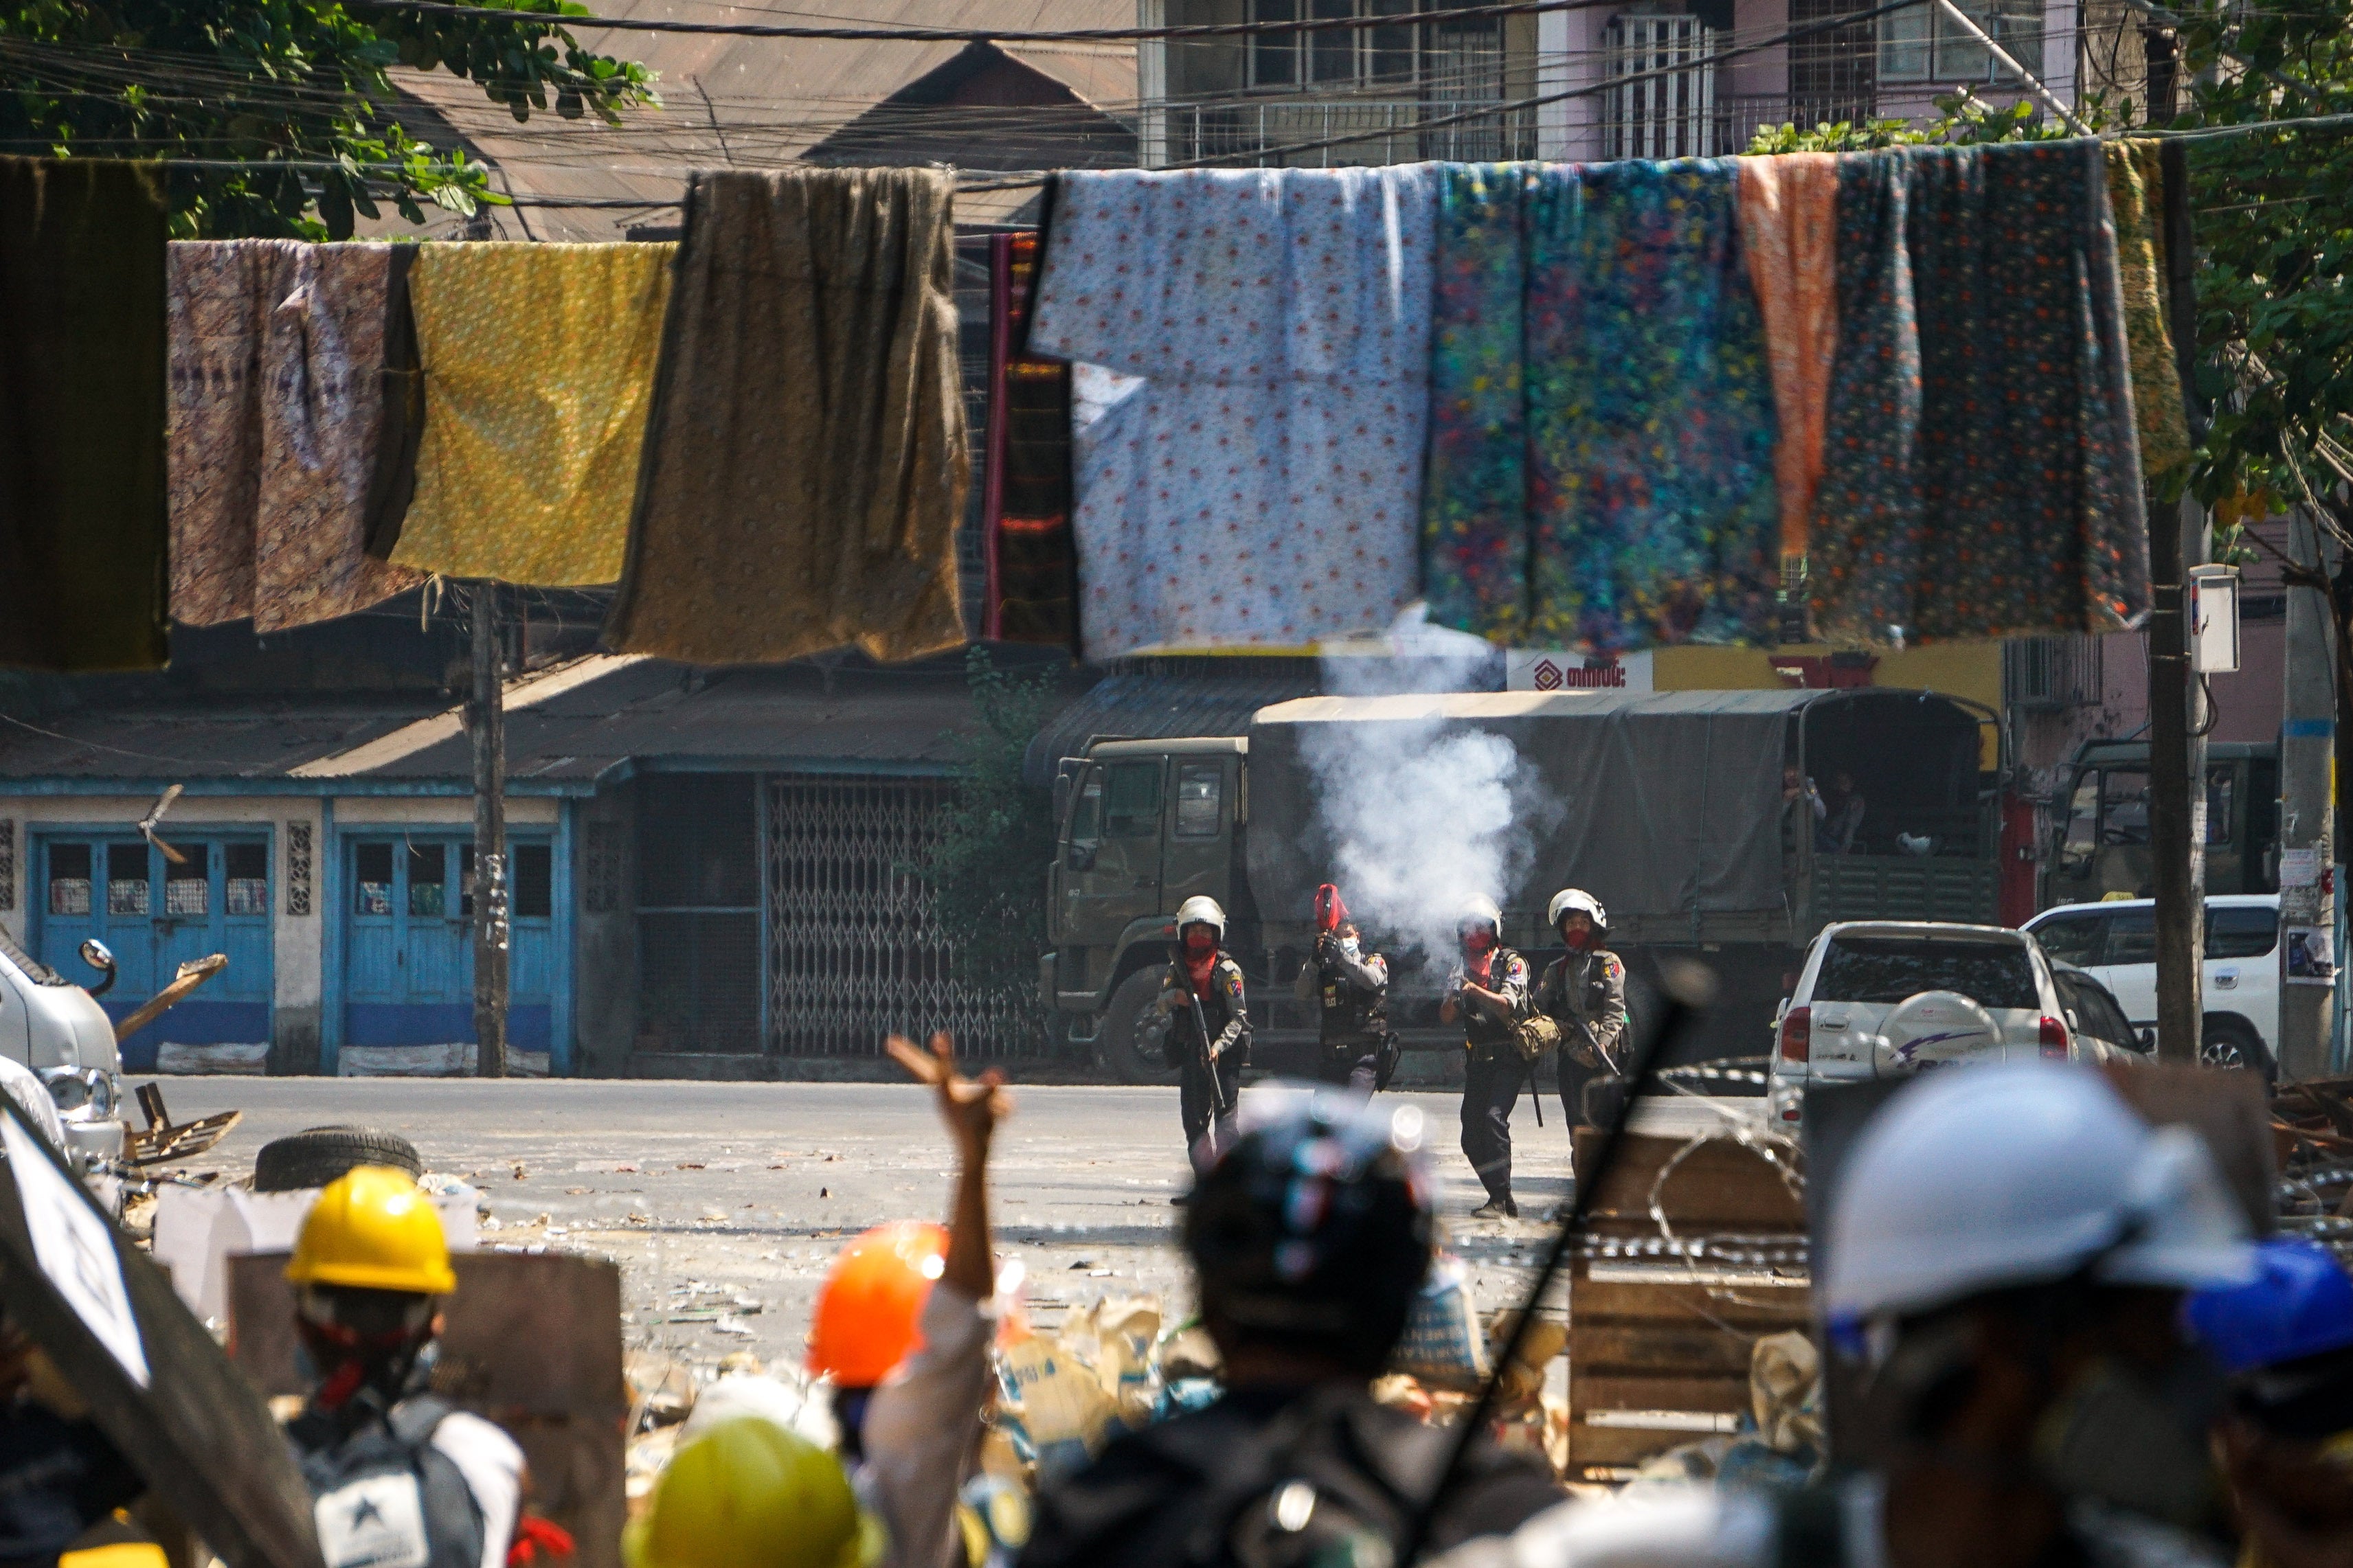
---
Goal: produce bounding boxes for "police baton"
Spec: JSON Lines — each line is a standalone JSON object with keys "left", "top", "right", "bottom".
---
{"left": 1397, "top": 959, "right": 1715, "bottom": 1565}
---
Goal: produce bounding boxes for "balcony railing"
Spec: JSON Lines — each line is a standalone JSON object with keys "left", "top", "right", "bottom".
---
{"left": 1166, "top": 97, "right": 1539, "bottom": 168}
{"left": 1158, "top": 91, "right": 1858, "bottom": 169}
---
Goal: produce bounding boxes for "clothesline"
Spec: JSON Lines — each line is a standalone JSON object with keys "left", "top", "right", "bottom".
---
{"left": 0, "top": 138, "right": 2214, "bottom": 676}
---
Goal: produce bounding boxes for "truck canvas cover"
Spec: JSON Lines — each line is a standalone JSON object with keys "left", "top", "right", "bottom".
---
{"left": 1246, "top": 689, "right": 1823, "bottom": 929}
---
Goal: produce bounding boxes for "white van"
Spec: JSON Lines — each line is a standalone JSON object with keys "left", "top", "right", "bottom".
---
{"left": 0, "top": 926, "right": 126, "bottom": 1168}
{"left": 1766, "top": 921, "right": 2142, "bottom": 1127}
{"left": 2023, "top": 894, "right": 2279, "bottom": 1078}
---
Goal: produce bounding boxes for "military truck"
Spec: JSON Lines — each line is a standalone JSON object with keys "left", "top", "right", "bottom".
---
{"left": 1042, "top": 687, "right": 2004, "bottom": 1080}
{"left": 2043, "top": 738, "right": 2281, "bottom": 907}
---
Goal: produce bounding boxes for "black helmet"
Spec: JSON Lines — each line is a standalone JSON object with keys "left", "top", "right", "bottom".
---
{"left": 1182, "top": 1086, "right": 1435, "bottom": 1376}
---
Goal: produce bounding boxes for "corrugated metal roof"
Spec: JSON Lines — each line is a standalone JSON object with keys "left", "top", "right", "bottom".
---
{"left": 0, "top": 703, "right": 442, "bottom": 782}
{"left": 380, "top": 0, "right": 1135, "bottom": 243}
{"left": 1022, "top": 667, "right": 1324, "bottom": 787}
{"left": 0, "top": 657, "right": 1048, "bottom": 791}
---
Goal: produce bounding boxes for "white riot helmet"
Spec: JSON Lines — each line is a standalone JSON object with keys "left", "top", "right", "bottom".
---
{"left": 1823, "top": 1063, "right": 2252, "bottom": 1326}
{"left": 1546, "top": 887, "right": 1607, "bottom": 935}
{"left": 1174, "top": 896, "right": 1226, "bottom": 942}
{"left": 1457, "top": 896, "right": 1502, "bottom": 944}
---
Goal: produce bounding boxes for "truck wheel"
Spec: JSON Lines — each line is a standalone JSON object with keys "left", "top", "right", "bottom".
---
{"left": 2199, "top": 1016, "right": 2277, "bottom": 1087}
{"left": 1097, "top": 969, "right": 1180, "bottom": 1086}
{"left": 254, "top": 1126, "right": 423, "bottom": 1192}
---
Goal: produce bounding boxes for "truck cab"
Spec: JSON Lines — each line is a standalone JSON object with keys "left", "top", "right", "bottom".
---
{"left": 2045, "top": 739, "right": 2280, "bottom": 906}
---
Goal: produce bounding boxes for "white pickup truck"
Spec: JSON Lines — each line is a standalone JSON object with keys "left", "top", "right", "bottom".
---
{"left": 0, "top": 925, "right": 126, "bottom": 1169}
{"left": 2022, "top": 894, "right": 2280, "bottom": 1079}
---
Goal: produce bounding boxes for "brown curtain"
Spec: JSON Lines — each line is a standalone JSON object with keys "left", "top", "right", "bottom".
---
{"left": 606, "top": 168, "right": 969, "bottom": 663}
{"left": 0, "top": 157, "right": 170, "bottom": 670}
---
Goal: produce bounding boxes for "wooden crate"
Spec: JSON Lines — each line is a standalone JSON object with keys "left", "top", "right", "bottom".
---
{"left": 1566, "top": 1130, "right": 1810, "bottom": 1475}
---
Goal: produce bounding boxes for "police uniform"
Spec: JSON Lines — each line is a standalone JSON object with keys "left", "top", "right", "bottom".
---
{"left": 1292, "top": 935, "right": 1391, "bottom": 1092}
{"left": 1452, "top": 947, "right": 1531, "bottom": 1209}
{"left": 1535, "top": 946, "right": 1628, "bottom": 1128}
{"left": 1161, "top": 952, "right": 1249, "bottom": 1167}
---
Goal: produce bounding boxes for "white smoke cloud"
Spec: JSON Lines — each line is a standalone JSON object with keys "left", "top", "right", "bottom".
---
{"left": 1302, "top": 608, "right": 1552, "bottom": 962}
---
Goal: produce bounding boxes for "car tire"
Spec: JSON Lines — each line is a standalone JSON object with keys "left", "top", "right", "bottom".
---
{"left": 1096, "top": 968, "right": 1180, "bottom": 1086}
{"left": 254, "top": 1126, "right": 424, "bottom": 1193}
{"left": 2199, "top": 1016, "right": 2277, "bottom": 1087}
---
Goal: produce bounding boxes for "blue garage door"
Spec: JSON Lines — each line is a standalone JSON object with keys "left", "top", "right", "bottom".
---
{"left": 343, "top": 834, "right": 552, "bottom": 1052}
{"left": 36, "top": 833, "right": 274, "bottom": 1071}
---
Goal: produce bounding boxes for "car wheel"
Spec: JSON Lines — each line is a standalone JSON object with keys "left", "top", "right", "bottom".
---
{"left": 1096, "top": 968, "right": 1180, "bottom": 1086}
{"left": 2199, "top": 1016, "right": 2277, "bottom": 1087}
{"left": 254, "top": 1125, "right": 423, "bottom": 1192}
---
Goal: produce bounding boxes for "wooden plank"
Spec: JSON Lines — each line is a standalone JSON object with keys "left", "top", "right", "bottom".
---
{"left": 1573, "top": 1131, "right": 1807, "bottom": 1227}
{"left": 1571, "top": 1373, "right": 1750, "bottom": 1415}
{"left": 1569, "top": 1323, "right": 1758, "bottom": 1376}
{"left": 1568, "top": 1275, "right": 1812, "bottom": 1327}
{"left": 2100, "top": 1063, "right": 2275, "bottom": 1233}
{"left": 1568, "top": 1423, "right": 1732, "bottom": 1466}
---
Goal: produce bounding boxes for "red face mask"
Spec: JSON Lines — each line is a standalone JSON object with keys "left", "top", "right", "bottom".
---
{"left": 1562, "top": 922, "right": 1595, "bottom": 951}
{"left": 1183, "top": 927, "right": 1217, "bottom": 957}
{"left": 1462, "top": 927, "right": 1496, "bottom": 956}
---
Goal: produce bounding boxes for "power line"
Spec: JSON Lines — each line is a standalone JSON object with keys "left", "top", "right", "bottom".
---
{"left": 359, "top": 0, "right": 1636, "bottom": 42}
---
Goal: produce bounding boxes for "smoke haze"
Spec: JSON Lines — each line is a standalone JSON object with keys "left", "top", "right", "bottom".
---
{"left": 1302, "top": 609, "right": 1552, "bottom": 960}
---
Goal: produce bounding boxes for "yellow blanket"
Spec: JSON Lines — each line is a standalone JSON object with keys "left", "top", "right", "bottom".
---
{"left": 393, "top": 242, "right": 673, "bottom": 585}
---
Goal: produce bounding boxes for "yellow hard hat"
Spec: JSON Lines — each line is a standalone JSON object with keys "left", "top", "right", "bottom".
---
{"left": 624, "top": 1418, "right": 883, "bottom": 1568}
{"left": 285, "top": 1166, "right": 457, "bottom": 1295}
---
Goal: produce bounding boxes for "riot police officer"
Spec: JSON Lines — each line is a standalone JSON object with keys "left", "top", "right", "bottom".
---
{"left": 1158, "top": 895, "right": 1249, "bottom": 1186}
{"left": 1536, "top": 888, "right": 1628, "bottom": 1126}
{"left": 1293, "top": 917, "right": 1391, "bottom": 1093}
{"left": 1439, "top": 896, "right": 1531, "bottom": 1219}
{"left": 1535, "top": 888, "right": 1629, "bottom": 1222}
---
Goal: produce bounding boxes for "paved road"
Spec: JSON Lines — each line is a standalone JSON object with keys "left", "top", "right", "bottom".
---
{"left": 150, "top": 1078, "right": 1582, "bottom": 1374}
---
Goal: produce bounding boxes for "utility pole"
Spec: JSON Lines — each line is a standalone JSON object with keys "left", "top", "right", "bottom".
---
{"left": 468, "top": 582, "right": 509, "bottom": 1078}
{"left": 2279, "top": 507, "right": 2336, "bottom": 1081}
{"left": 2147, "top": 141, "right": 2203, "bottom": 1063}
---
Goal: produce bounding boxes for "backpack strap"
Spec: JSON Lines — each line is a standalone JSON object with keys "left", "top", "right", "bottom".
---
{"left": 387, "top": 1396, "right": 455, "bottom": 1451}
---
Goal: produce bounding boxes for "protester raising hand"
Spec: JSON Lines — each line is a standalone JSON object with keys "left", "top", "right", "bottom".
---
{"left": 802, "top": 1032, "right": 1008, "bottom": 1568}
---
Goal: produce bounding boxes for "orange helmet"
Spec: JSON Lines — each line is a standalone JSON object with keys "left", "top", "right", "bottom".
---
{"left": 807, "top": 1222, "right": 948, "bottom": 1387}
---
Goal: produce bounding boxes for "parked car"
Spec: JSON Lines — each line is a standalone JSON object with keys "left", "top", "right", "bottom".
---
{"left": 0, "top": 925, "right": 126, "bottom": 1170}
{"left": 2023, "top": 894, "right": 2279, "bottom": 1078}
{"left": 1767, "top": 921, "right": 2141, "bottom": 1126}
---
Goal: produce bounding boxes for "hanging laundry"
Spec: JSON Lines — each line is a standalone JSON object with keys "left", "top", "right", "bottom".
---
{"left": 1812, "top": 141, "right": 2149, "bottom": 644}
{"left": 985, "top": 230, "right": 1079, "bottom": 648}
{"left": 0, "top": 157, "right": 169, "bottom": 671}
{"left": 1028, "top": 166, "right": 1435, "bottom": 660}
{"left": 2103, "top": 139, "right": 2192, "bottom": 479}
{"left": 392, "top": 242, "right": 673, "bottom": 587}
{"left": 607, "top": 169, "right": 967, "bottom": 663}
{"left": 168, "top": 241, "right": 424, "bottom": 632}
{"left": 1423, "top": 159, "right": 1780, "bottom": 653}
{"left": 1737, "top": 152, "right": 1840, "bottom": 558}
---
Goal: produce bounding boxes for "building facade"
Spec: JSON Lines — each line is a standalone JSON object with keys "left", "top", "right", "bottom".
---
{"left": 1136, "top": 0, "right": 2093, "bottom": 170}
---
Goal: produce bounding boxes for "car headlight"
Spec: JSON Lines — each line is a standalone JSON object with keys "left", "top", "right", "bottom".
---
{"left": 36, "top": 1067, "right": 113, "bottom": 1120}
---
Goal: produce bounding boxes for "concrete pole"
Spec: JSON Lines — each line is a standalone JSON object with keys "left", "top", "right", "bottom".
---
{"left": 2278, "top": 508, "right": 2336, "bottom": 1082}
{"left": 469, "top": 582, "right": 510, "bottom": 1078}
